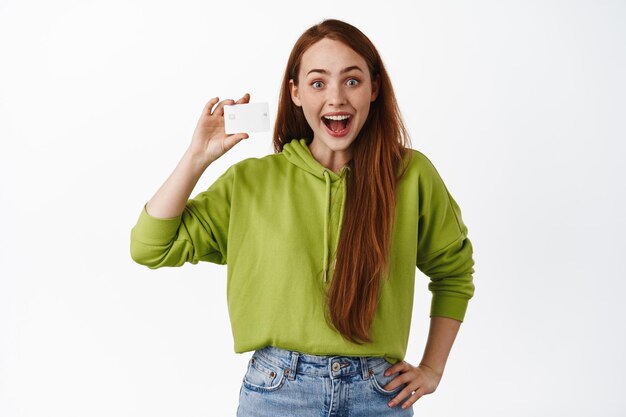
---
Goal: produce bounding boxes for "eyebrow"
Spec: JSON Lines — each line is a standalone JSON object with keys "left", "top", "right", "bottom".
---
{"left": 306, "top": 66, "right": 364, "bottom": 76}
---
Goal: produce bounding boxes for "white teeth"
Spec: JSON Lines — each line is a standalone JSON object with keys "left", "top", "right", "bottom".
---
{"left": 323, "top": 115, "right": 351, "bottom": 121}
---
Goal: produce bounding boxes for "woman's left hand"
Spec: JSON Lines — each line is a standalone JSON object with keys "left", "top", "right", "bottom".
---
{"left": 383, "top": 361, "right": 442, "bottom": 409}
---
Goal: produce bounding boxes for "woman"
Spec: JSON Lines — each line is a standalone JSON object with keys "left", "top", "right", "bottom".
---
{"left": 130, "top": 18, "right": 475, "bottom": 416}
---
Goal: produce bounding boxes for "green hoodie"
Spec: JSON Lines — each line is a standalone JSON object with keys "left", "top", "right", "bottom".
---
{"left": 130, "top": 138, "right": 475, "bottom": 364}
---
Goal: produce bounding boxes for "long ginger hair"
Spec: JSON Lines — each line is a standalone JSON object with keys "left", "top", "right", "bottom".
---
{"left": 273, "top": 19, "right": 413, "bottom": 344}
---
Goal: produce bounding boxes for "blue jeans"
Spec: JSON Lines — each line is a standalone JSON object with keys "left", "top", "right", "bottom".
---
{"left": 237, "top": 345, "right": 414, "bottom": 417}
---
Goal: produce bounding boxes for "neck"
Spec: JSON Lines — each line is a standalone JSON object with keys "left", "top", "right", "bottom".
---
{"left": 308, "top": 140, "right": 352, "bottom": 174}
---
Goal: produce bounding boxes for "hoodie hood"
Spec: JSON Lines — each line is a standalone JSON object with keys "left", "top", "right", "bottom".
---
{"left": 282, "top": 138, "right": 350, "bottom": 283}
{"left": 282, "top": 138, "right": 349, "bottom": 182}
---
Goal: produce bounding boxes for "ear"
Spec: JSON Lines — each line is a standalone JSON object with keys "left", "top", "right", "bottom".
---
{"left": 371, "top": 74, "right": 380, "bottom": 102}
{"left": 289, "top": 79, "right": 302, "bottom": 107}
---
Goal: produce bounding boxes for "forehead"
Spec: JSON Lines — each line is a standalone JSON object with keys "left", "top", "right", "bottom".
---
{"left": 300, "top": 38, "right": 367, "bottom": 76}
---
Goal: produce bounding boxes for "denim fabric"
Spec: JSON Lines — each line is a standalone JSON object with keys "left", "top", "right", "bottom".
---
{"left": 237, "top": 345, "right": 414, "bottom": 417}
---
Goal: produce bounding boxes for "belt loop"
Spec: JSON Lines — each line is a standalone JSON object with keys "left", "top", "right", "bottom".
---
{"left": 360, "top": 357, "right": 370, "bottom": 380}
{"left": 286, "top": 351, "right": 299, "bottom": 380}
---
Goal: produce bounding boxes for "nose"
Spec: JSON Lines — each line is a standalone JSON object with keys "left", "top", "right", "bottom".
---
{"left": 327, "top": 82, "right": 347, "bottom": 106}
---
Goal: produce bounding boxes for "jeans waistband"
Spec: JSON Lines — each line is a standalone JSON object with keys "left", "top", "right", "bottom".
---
{"left": 252, "top": 345, "right": 390, "bottom": 380}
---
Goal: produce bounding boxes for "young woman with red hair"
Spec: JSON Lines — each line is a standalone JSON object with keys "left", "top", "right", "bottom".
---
{"left": 131, "top": 18, "right": 475, "bottom": 416}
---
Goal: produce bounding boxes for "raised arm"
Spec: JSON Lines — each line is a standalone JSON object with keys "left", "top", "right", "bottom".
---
{"left": 147, "top": 94, "right": 250, "bottom": 219}
{"left": 130, "top": 94, "right": 250, "bottom": 268}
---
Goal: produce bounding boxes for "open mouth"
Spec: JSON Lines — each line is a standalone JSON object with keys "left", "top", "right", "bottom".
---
{"left": 321, "top": 115, "right": 352, "bottom": 136}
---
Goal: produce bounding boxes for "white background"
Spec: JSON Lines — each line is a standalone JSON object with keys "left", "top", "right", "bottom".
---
{"left": 1, "top": 0, "right": 625, "bottom": 416}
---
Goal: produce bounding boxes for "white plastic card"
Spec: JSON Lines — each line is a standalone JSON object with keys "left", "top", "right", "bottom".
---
{"left": 223, "top": 102, "right": 270, "bottom": 134}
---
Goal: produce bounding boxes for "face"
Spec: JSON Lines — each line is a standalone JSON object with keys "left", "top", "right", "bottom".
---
{"left": 289, "top": 38, "right": 379, "bottom": 165}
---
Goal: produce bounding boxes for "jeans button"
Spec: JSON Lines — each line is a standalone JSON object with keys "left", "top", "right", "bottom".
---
{"left": 332, "top": 362, "right": 340, "bottom": 372}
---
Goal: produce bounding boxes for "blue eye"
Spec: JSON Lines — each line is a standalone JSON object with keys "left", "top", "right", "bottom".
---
{"left": 347, "top": 79, "right": 359, "bottom": 86}
{"left": 312, "top": 81, "right": 323, "bottom": 89}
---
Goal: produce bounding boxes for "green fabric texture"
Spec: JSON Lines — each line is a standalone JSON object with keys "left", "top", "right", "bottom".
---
{"left": 130, "top": 138, "right": 475, "bottom": 364}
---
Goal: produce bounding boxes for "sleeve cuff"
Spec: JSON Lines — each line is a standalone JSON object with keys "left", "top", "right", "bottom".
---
{"left": 430, "top": 294, "right": 470, "bottom": 322}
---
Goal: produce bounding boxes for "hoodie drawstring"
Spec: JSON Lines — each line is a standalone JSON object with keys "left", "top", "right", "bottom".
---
{"left": 322, "top": 170, "right": 331, "bottom": 283}
{"left": 322, "top": 168, "right": 348, "bottom": 283}
{"left": 283, "top": 139, "right": 350, "bottom": 284}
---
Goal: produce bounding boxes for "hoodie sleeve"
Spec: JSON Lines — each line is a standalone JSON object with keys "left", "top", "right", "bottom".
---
{"left": 415, "top": 153, "right": 475, "bottom": 322}
{"left": 130, "top": 165, "right": 234, "bottom": 268}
